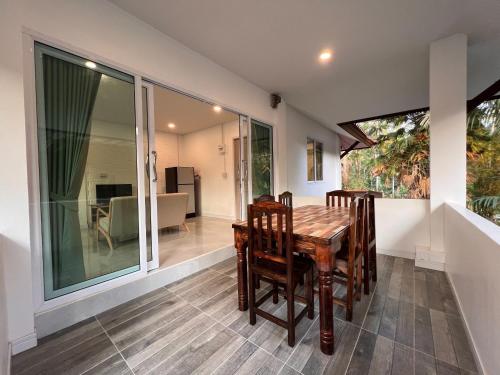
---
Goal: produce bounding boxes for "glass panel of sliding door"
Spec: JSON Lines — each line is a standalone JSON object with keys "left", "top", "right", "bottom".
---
{"left": 250, "top": 120, "right": 274, "bottom": 199}
{"left": 35, "top": 43, "right": 141, "bottom": 299}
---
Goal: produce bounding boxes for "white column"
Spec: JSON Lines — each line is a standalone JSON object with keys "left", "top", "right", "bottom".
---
{"left": 418, "top": 34, "right": 467, "bottom": 270}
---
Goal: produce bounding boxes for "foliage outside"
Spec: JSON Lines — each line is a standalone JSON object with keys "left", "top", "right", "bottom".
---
{"left": 341, "top": 99, "right": 499, "bottom": 224}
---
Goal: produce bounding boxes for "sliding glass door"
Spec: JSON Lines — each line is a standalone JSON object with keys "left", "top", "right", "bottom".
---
{"left": 35, "top": 43, "right": 142, "bottom": 299}
{"left": 250, "top": 120, "right": 274, "bottom": 199}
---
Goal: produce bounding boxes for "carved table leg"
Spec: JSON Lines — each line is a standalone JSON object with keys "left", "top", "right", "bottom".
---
{"left": 316, "top": 243, "right": 335, "bottom": 355}
{"left": 235, "top": 230, "right": 248, "bottom": 311}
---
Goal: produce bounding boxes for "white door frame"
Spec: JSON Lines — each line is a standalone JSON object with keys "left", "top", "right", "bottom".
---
{"left": 143, "top": 82, "right": 160, "bottom": 271}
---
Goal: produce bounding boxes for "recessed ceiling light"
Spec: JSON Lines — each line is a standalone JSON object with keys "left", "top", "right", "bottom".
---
{"left": 168, "top": 123, "right": 176, "bottom": 129}
{"left": 85, "top": 61, "right": 97, "bottom": 69}
{"left": 213, "top": 105, "right": 222, "bottom": 113}
{"left": 318, "top": 50, "right": 333, "bottom": 63}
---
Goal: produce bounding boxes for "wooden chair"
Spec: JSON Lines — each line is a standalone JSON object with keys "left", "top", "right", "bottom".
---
{"left": 333, "top": 197, "right": 366, "bottom": 321}
{"left": 326, "top": 190, "right": 353, "bottom": 207}
{"left": 278, "top": 191, "right": 293, "bottom": 207}
{"left": 254, "top": 194, "right": 275, "bottom": 203}
{"left": 248, "top": 200, "right": 314, "bottom": 346}
{"left": 364, "top": 191, "right": 381, "bottom": 283}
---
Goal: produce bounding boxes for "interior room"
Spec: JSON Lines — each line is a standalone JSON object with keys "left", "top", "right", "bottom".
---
{"left": 148, "top": 84, "right": 241, "bottom": 267}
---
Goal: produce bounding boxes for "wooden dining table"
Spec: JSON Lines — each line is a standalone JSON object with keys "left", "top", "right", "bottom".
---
{"left": 232, "top": 204, "right": 351, "bottom": 355}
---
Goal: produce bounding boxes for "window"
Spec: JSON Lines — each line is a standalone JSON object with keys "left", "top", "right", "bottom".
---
{"left": 341, "top": 111, "right": 430, "bottom": 198}
{"left": 251, "top": 120, "right": 273, "bottom": 198}
{"left": 307, "top": 138, "right": 323, "bottom": 182}
{"left": 467, "top": 97, "right": 499, "bottom": 224}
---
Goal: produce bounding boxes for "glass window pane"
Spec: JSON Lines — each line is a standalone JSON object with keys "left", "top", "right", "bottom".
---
{"left": 316, "top": 141, "right": 323, "bottom": 181}
{"left": 251, "top": 120, "right": 273, "bottom": 197}
{"left": 142, "top": 87, "right": 153, "bottom": 262}
{"left": 35, "top": 43, "right": 140, "bottom": 299}
{"left": 307, "top": 138, "right": 315, "bottom": 181}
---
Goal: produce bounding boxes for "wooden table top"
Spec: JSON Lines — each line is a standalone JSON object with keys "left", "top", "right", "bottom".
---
{"left": 232, "top": 205, "right": 350, "bottom": 246}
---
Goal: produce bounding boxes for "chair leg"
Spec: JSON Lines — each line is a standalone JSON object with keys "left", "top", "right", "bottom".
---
{"left": 356, "top": 257, "right": 362, "bottom": 301}
{"left": 363, "top": 250, "right": 370, "bottom": 295}
{"left": 306, "top": 269, "right": 314, "bottom": 319}
{"left": 371, "top": 246, "right": 378, "bottom": 282}
{"left": 272, "top": 281, "right": 279, "bottom": 304}
{"left": 346, "top": 268, "right": 354, "bottom": 322}
{"left": 249, "top": 271, "right": 256, "bottom": 325}
{"left": 287, "top": 285, "right": 295, "bottom": 347}
{"left": 255, "top": 276, "right": 261, "bottom": 289}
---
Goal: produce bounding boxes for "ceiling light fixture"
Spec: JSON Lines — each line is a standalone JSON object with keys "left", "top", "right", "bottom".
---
{"left": 213, "top": 105, "right": 222, "bottom": 113}
{"left": 318, "top": 50, "right": 333, "bottom": 63}
{"left": 168, "top": 123, "right": 176, "bottom": 129}
{"left": 85, "top": 61, "right": 97, "bottom": 69}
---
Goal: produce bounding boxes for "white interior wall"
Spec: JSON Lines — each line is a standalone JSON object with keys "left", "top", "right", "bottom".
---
{"left": 444, "top": 203, "right": 500, "bottom": 375}
{"left": 286, "top": 105, "right": 341, "bottom": 196}
{"left": 179, "top": 121, "right": 239, "bottom": 219}
{"left": 0, "top": 0, "right": 279, "bottom": 351}
{"left": 154, "top": 131, "right": 180, "bottom": 194}
{"left": 0, "top": 236, "right": 10, "bottom": 374}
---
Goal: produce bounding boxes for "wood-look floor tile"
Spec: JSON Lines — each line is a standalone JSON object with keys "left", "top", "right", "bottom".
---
{"left": 436, "top": 360, "right": 462, "bottom": 375}
{"left": 415, "top": 351, "right": 437, "bottom": 375}
{"left": 415, "top": 305, "right": 435, "bottom": 355}
{"left": 105, "top": 295, "right": 189, "bottom": 349}
{"left": 363, "top": 292, "right": 386, "bottom": 334}
{"left": 81, "top": 353, "right": 132, "bottom": 375}
{"left": 415, "top": 277, "right": 429, "bottom": 308}
{"left": 400, "top": 276, "right": 414, "bottom": 303}
{"left": 166, "top": 269, "right": 221, "bottom": 294}
{"left": 346, "top": 329, "right": 378, "bottom": 375}
{"left": 391, "top": 343, "right": 414, "bottom": 375}
{"left": 146, "top": 323, "right": 245, "bottom": 375}
{"left": 395, "top": 300, "right": 414, "bottom": 347}
{"left": 368, "top": 335, "right": 394, "bottom": 375}
{"left": 177, "top": 274, "right": 237, "bottom": 307}
{"left": 430, "top": 309, "right": 458, "bottom": 367}
{"left": 446, "top": 314, "right": 477, "bottom": 372}
{"left": 213, "top": 340, "right": 285, "bottom": 375}
{"left": 122, "top": 306, "right": 213, "bottom": 369}
{"left": 426, "top": 271, "right": 446, "bottom": 312}
{"left": 197, "top": 283, "right": 239, "bottom": 319}
{"left": 210, "top": 256, "right": 238, "bottom": 278}
{"left": 319, "top": 321, "right": 361, "bottom": 375}
{"left": 97, "top": 288, "right": 174, "bottom": 331}
{"left": 16, "top": 333, "right": 117, "bottom": 375}
{"left": 11, "top": 317, "right": 103, "bottom": 374}
{"left": 378, "top": 297, "right": 399, "bottom": 340}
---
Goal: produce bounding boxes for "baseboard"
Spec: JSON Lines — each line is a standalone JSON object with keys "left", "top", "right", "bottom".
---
{"left": 445, "top": 272, "right": 485, "bottom": 375}
{"left": 415, "top": 246, "right": 445, "bottom": 271}
{"left": 10, "top": 331, "right": 37, "bottom": 355}
{"left": 376, "top": 248, "right": 415, "bottom": 260}
{"left": 5, "top": 342, "right": 11, "bottom": 375}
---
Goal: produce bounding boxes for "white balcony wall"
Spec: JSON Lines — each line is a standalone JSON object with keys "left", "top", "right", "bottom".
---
{"left": 444, "top": 203, "right": 500, "bottom": 375}
{"left": 0, "top": 236, "right": 9, "bottom": 375}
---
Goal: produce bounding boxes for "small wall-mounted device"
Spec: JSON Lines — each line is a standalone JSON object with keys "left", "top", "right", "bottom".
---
{"left": 218, "top": 144, "right": 226, "bottom": 154}
{"left": 270, "top": 93, "right": 282, "bottom": 109}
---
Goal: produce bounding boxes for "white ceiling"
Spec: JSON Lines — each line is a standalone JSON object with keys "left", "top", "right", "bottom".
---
{"left": 109, "top": 0, "right": 500, "bottom": 128}
{"left": 153, "top": 85, "right": 238, "bottom": 134}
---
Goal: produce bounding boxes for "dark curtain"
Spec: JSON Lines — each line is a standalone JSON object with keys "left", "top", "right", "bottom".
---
{"left": 42, "top": 54, "right": 101, "bottom": 290}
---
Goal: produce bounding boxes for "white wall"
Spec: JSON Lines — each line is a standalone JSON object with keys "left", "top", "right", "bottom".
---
{"left": 155, "top": 131, "right": 180, "bottom": 194}
{"left": 444, "top": 203, "right": 500, "bottom": 375}
{"left": 286, "top": 105, "right": 341, "bottom": 196}
{"left": 427, "top": 34, "right": 467, "bottom": 269}
{"left": 180, "top": 121, "right": 239, "bottom": 219}
{"left": 0, "top": 0, "right": 279, "bottom": 351}
{"left": 0, "top": 236, "right": 10, "bottom": 375}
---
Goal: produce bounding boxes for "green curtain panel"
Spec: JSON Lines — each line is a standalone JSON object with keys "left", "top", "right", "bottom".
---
{"left": 41, "top": 54, "right": 102, "bottom": 290}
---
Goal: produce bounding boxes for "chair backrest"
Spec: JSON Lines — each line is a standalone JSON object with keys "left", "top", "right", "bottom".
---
{"left": 348, "top": 197, "right": 365, "bottom": 260}
{"left": 278, "top": 191, "right": 293, "bottom": 207}
{"left": 109, "top": 196, "right": 139, "bottom": 240}
{"left": 326, "top": 190, "right": 353, "bottom": 207}
{"left": 247, "top": 201, "right": 293, "bottom": 274}
{"left": 253, "top": 194, "right": 276, "bottom": 204}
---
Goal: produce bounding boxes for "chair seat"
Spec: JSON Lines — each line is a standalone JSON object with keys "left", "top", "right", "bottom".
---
{"left": 98, "top": 216, "right": 110, "bottom": 232}
{"left": 253, "top": 256, "right": 313, "bottom": 285}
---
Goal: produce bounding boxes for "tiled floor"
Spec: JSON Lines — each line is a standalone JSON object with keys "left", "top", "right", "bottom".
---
{"left": 158, "top": 216, "right": 234, "bottom": 268}
{"left": 12, "top": 255, "right": 478, "bottom": 375}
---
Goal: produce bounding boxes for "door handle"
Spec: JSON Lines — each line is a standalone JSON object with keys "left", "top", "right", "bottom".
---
{"left": 145, "top": 153, "right": 150, "bottom": 178}
{"left": 152, "top": 150, "right": 158, "bottom": 182}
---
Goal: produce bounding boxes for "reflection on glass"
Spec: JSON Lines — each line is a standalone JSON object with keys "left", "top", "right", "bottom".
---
{"left": 316, "top": 141, "right": 323, "bottom": 181}
{"left": 142, "top": 87, "right": 153, "bottom": 262}
{"left": 35, "top": 43, "right": 140, "bottom": 299}
{"left": 251, "top": 120, "right": 273, "bottom": 198}
{"left": 307, "top": 138, "right": 315, "bottom": 181}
